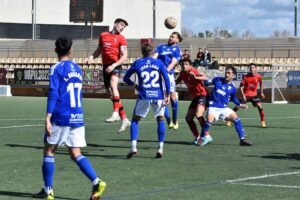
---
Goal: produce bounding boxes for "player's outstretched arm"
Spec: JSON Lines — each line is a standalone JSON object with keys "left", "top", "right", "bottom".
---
{"left": 259, "top": 78, "right": 265, "bottom": 99}
{"left": 123, "top": 64, "right": 135, "bottom": 86}
{"left": 191, "top": 72, "right": 208, "bottom": 81}
{"left": 167, "top": 57, "right": 178, "bottom": 72}
{"left": 87, "top": 46, "right": 101, "bottom": 64}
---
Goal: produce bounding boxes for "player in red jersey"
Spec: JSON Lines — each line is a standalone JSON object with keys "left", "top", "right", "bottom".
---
{"left": 227, "top": 63, "right": 266, "bottom": 128}
{"left": 175, "top": 58, "right": 211, "bottom": 144}
{"left": 87, "top": 18, "right": 131, "bottom": 133}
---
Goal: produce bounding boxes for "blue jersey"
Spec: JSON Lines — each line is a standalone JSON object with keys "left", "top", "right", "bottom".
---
{"left": 47, "top": 60, "right": 84, "bottom": 127}
{"left": 123, "top": 57, "right": 170, "bottom": 100}
{"left": 208, "top": 77, "right": 241, "bottom": 108}
{"left": 155, "top": 44, "right": 181, "bottom": 75}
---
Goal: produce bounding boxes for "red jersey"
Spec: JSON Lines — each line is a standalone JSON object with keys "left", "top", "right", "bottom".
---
{"left": 98, "top": 32, "right": 127, "bottom": 65}
{"left": 241, "top": 73, "right": 262, "bottom": 97}
{"left": 177, "top": 68, "right": 207, "bottom": 97}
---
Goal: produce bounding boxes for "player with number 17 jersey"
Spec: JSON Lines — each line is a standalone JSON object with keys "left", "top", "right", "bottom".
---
{"left": 47, "top": 60, "right": 84, "bottom": 127}
{"left": 123, "top": 58, "right": 170, "bottom": 100}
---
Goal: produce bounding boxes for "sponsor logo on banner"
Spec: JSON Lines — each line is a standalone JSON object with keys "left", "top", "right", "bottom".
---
{"left": 287, "top": 71, "right": 300, "bottom": 86}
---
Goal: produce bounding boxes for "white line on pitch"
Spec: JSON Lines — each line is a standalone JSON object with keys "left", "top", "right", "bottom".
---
{"left": 0, "top": 124, "right": 44, "bottom": 129}
{"left": 225, "top": 171, "right": 300, "bottom": 183}
{"left": 231, "top": 182, "right": 300, "bottom": 189}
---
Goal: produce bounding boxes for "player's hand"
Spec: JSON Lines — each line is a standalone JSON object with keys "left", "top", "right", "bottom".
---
{"left": 164, "top": 96, "right": 170, "bottom": 105}
{"left": 86, "top": 56, "right": 94, "bottom": 65}
{"left": 260, "top": 93, "right": 265, "bottom": 99}
{"left": 239, "top": 103, "right": 248, "bottom": 109}
{"left": 105, "top": 65, "right": 114, "bottom": 74}
{"left": 189, "top": 71, "right": 196, "bottom": 78}
{"left": 45, "top": 118, "right": 52, "bottom": 136}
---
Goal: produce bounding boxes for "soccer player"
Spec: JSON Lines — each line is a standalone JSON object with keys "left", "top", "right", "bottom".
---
{"left": 123, "top": 43, "right": 170, "bottom": 159}
{"left": 200, "top": 65, "right": 252, "bottom": 146}
{"left": 32, "top": 37, "right": 106, "bottom": 200}
{"left": 227, "top": 63, "right": 266, "bottom": 128}
{"left": 175, "top": 58, "right": 211, "bottom": 144}
{"left": 87, "top": 18, "right": 130, "bottom": 133}
{"left": 154, "top": 32, "right": 182, "bottom": 130}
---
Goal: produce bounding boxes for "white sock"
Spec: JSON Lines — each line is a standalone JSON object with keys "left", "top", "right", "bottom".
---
{"left": 44, "top": 186, "right": 52, "bottom": 194}
{"left": 93, "top": 177, "right": 100, "bottom": 185}
{"left": 132, "top": 140, "right": 137, "bottom": 152}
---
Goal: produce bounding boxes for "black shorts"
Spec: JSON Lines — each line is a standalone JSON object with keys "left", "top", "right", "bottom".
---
{"left": 103, "top": 64, "right": 121, "bottom": 89}
{"left": 189, "top": 95, "right": 207, "bottom": 109}
{"left": 241, "top": 96, "right": 261, "bottom": 107}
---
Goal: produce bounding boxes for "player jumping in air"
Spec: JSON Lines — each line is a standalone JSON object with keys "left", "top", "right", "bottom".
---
{"left": 153, "top": 32, "right": 182, "bottom": 130}
{"left": 32, "top": 36, "right": 106, "bottom": 200}
{"left": 87, "top": 18, "right": 131, "bottom": 133}
{"left": 226, "top": 63, "right": 266, "bottom": 128}
{"left": 123, "top": 43, "right": 170, "bottom": 159}
{"left": 200, "top": 65, "right": 252, "bottom": 146}
{"left": 175, "top": 58, "right": 211, "bottom": 145}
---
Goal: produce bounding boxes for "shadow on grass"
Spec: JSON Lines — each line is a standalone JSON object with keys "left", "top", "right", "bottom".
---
{"left": 0, "top": 190, "right": 81, "bottom": 200}
{"left": 5, "top": 143, "right": 131, "bottom": 160}
{"left": 246, "top": 153, "right": 300, "bottom": 161}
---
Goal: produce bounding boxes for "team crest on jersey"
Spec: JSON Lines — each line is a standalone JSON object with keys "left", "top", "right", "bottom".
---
{"left": 228, "top": 86, "right": 232, "bottom": 90}
{"left": 172, "top": 47, "right": 177, "bottom": 51}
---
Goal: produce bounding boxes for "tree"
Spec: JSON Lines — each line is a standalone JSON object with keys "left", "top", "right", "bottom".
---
{"left": 242, "top": 29, "right": 255, "bottom": 39}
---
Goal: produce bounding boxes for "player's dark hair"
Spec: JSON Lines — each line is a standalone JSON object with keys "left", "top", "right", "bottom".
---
{"left": 180, "top": 58, "right": 193, "bottom": 66}
{"left": 172, "top": 31, "right": 183, "bottom": 42}
{"left": 55, "top": 36, "right": 72, "bottom": 57}
{"left": 141, "top": 43, "right": 154, "bottom": 57}
{"left": 225, "top": 65, "right": 237, "bottom": 75}
{"left": 248, "top": 63, "right": 256, "bottom": 68}
{"left": 114, "top": 18, "right": 128, "bottom": 26}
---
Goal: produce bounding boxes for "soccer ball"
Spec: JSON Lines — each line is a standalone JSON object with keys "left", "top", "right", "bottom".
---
{"left": 164, "top": 17, "right": 177, "bottom": 29}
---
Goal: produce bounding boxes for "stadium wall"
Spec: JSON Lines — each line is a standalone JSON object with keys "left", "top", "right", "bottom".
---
{"left": 0, "top": 0, "right": 181, "bottom": 39}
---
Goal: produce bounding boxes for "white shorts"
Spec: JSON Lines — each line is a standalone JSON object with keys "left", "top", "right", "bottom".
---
{"left": 208, "top": 107, "right": 234, "bottom": 121}
{"left": 163, "top": 74, "right": 176, "bottom": 93}
{"left": 133, "top": 99, "right": 165, "bottom": 118}
{"left": 46, "top": 124, "right": 87, "bottom": 147}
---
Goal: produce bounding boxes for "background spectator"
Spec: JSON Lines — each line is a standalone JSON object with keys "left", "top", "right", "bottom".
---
{"left": 209, "top": 57, "right": 219, "bottom": 70}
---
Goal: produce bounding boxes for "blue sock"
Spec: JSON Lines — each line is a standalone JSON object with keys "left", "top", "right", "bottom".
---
{"left": 234, "top": 118, "right": 245, "bottom": 139}
{"left": 42, "top": 156, "right": 55, "bottom": 188}
{"left": 164, "top": 106, "right": 171, "bottom": 123}
{"left": 131, "top": 119, "right": 139, "bottom": 140}
{"left": 157, "top": 120, "right": 165, "bottom": 142}
{"left": 75, "top": 155, "right": 98, "bottom": 183}
{"left": 200, "top": 121, "right": 211, "bottom": 138}
{"left": 171, "top": 100, "right": 178, "bottom": 123}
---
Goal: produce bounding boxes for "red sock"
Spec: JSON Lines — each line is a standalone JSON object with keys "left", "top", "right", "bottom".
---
{"left": 187, "top": 120, "right": 200, "bottom": 138}
{"left": 112, "top": 96, "right": 120, "bottom": 113}
{"left": 119, "top": 101, "right": 127, "bottom": 120}
{"left": 259, "top": 108, "right": 265, "bottom": 121}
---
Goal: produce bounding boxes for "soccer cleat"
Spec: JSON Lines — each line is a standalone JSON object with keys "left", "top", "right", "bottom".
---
{"left": 32, "top": 188, "right": 54, "bottom": 200}
{"left": 168, "top": 122, "right": 174, "bottom": 129}
{"left": 261, "top": 121, "right": 266, "bottom": 128}
{"left": 240, "top": 139, "right": 252, "bottom": 146}
{"left": 118, "top": 119, "right": 131, "bottom": 133}
{"left": 105, "top": 112, "right": 120, "bottom": 123}
{"left": 173, "top": 122, "right": 179, "bottom": 130}
{"left": 126, "top": 150, "right": 137, "bottom": 159}
{"left": 156, "top": 148, "right": 163, "bottom": 158}
{"left": 90, "top": 180, "right": 106, "bottom": 200}
{"left": 199, "top": 135, "right": 213, "bottom": 146}
{"left": 226, "top": 121, "right": 232, "bottom": 127}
